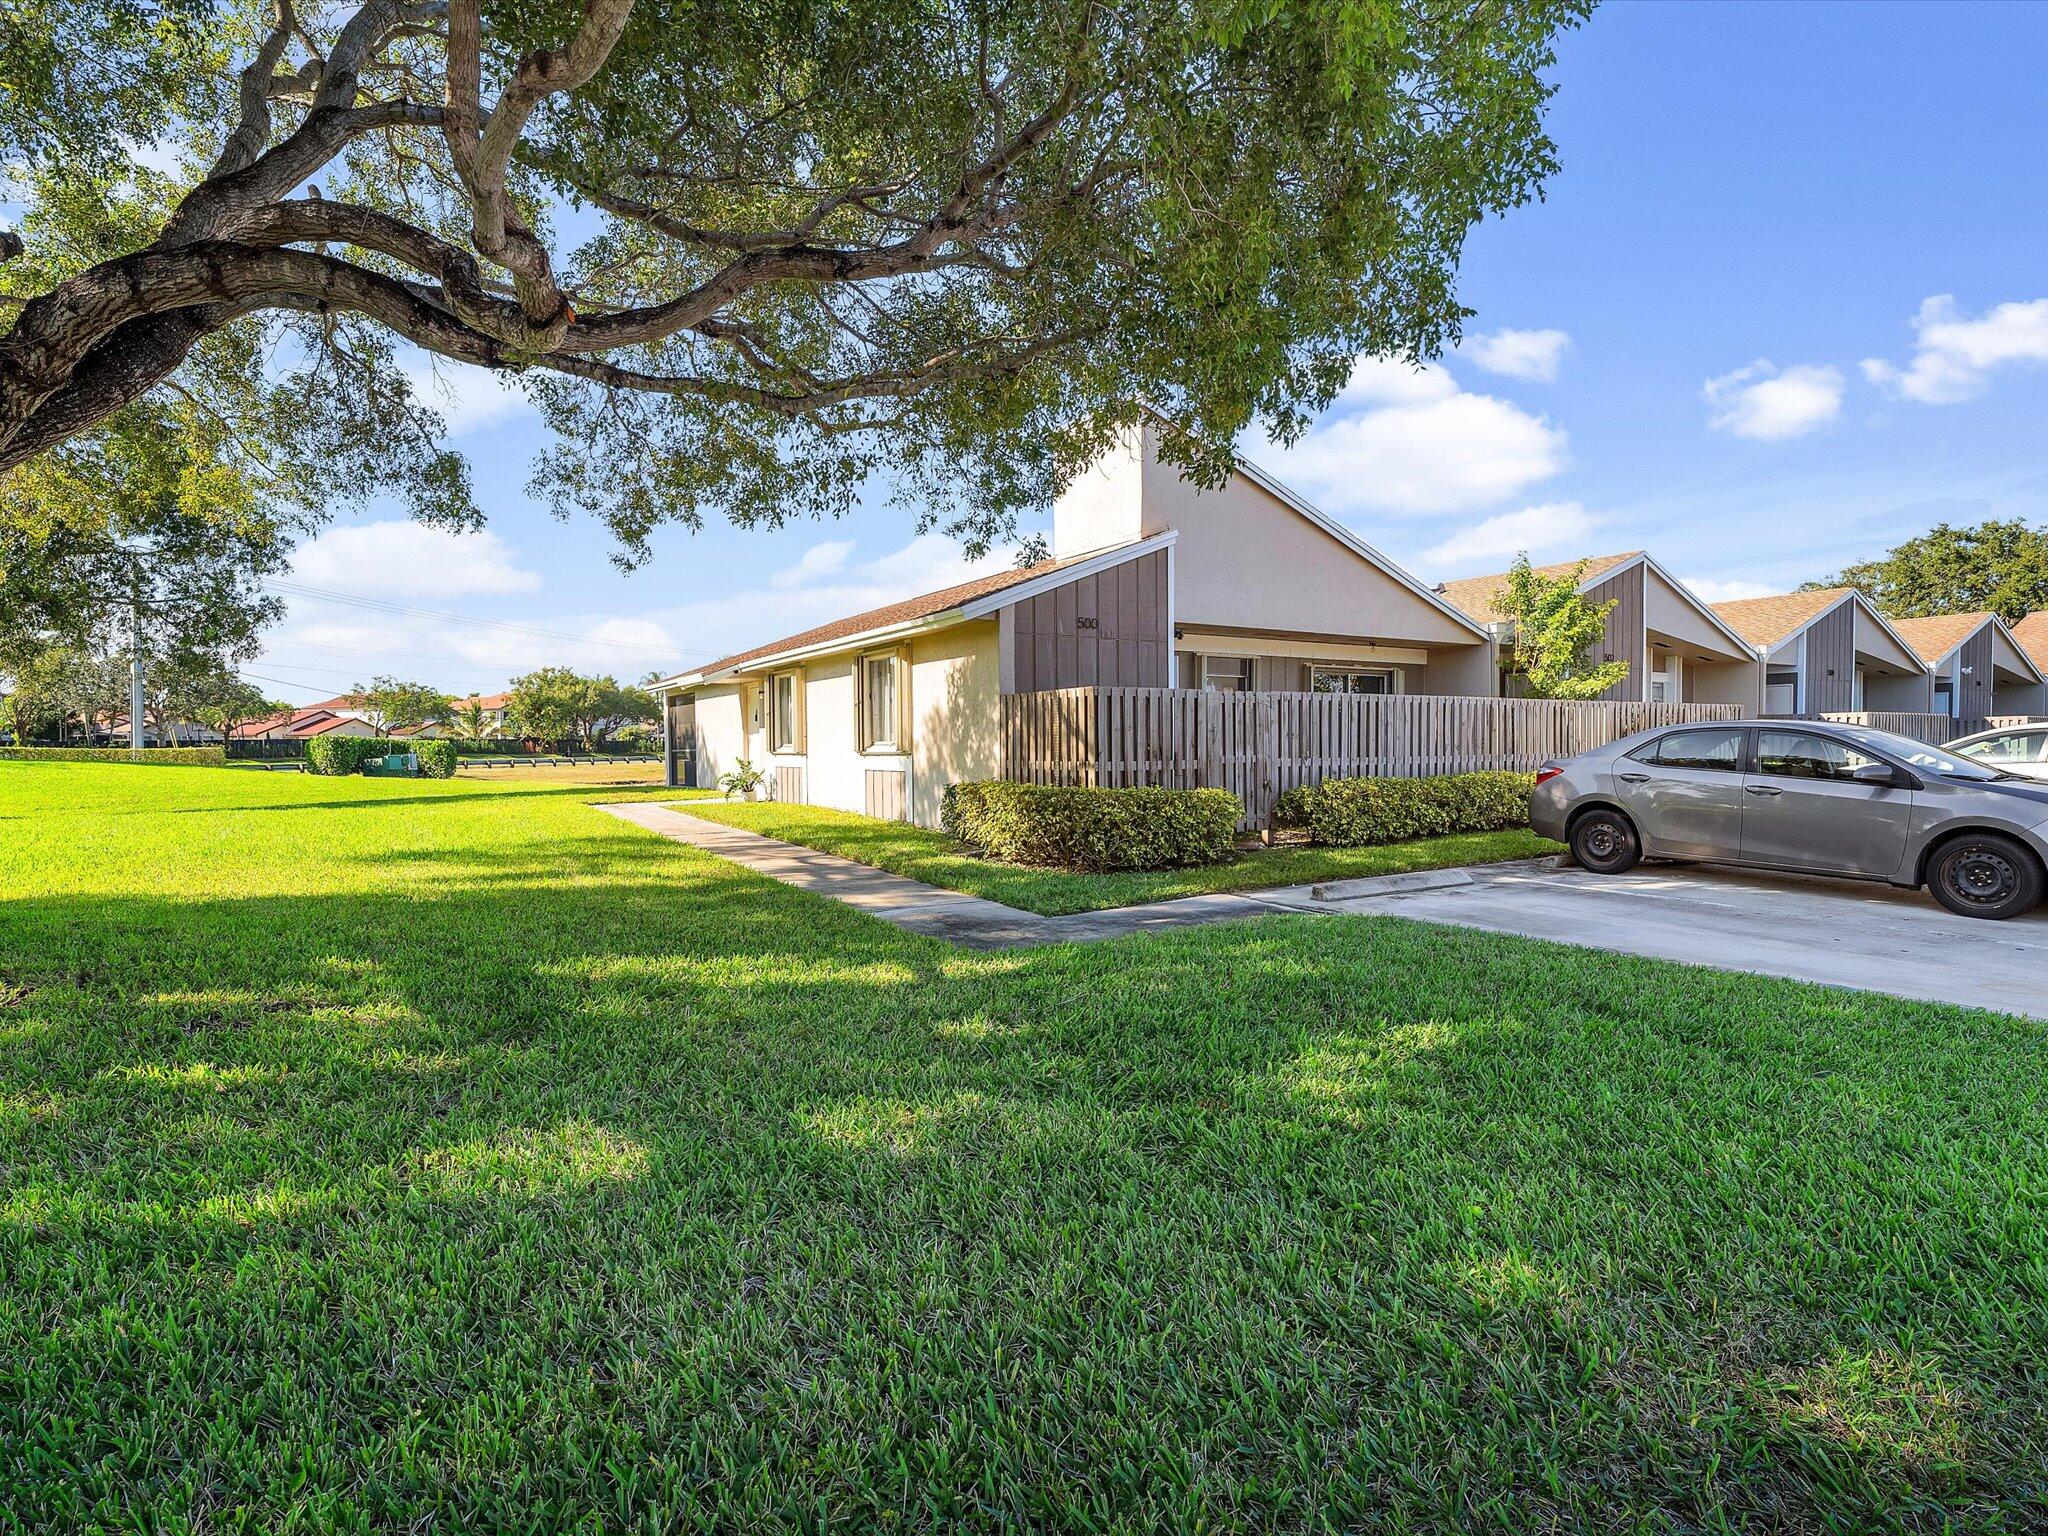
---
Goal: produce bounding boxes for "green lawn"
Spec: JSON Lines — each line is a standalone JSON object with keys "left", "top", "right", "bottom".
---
{"left": 5, "top": 761, "right": 2048, "bottom": 1531}
{"left": 678, "top": 798, "right": 1560, "bottom": 913}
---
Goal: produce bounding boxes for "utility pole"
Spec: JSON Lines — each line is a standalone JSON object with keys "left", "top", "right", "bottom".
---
{"left": 129, "top": 558, "right": 145, "bottom": 752}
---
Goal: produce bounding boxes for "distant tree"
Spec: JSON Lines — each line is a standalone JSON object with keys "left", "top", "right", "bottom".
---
{"left": 507, "top": 669, "right": 657, "bottom": 747}
{"left": 0, "top": 642, "right": 124, "bottom": 742}
{"left": 1493, "top": 554, "right": 1630, "bottom": 700}
{"left": 506, "top": 667, "right": 598, "bottom": 747}
{"left": 351, "top": 676, "right": 453, "bottom": 735}
{"left": 446, "top": 697, "right": 496, "bottom": 741}
{"left": 189, "top": 678, "right": 283, "bottom": 746}
{"left": 1807, "top": 520, "right": 2048, "bottom": 625}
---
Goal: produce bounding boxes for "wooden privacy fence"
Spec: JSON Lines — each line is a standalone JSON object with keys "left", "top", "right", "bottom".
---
{"left": 1818, "top": 711, "right": 2048, "bottom": 745}
{"left": 1002, "top": 687, "right": 1746, "bottom": 830}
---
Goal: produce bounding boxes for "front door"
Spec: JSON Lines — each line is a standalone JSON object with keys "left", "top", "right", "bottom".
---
{"left": 1740, "top": 729, "right": 1915, "bottom": 877}
{"left": 1615, "top": 725, "right": 1749, "bottom": 858}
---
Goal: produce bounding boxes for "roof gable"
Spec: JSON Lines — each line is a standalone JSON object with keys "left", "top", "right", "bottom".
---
{"left": 1710, "top": 586, "right": 1853, "bottom": 648}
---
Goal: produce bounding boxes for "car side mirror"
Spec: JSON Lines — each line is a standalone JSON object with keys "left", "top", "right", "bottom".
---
{"left": 1850, "top": 762, "right": 1898, "bottom": 787}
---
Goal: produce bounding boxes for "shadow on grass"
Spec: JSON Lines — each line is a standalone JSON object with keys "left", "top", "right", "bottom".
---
{"left": 3, "top": 807, "right": 2047, "bottom": 1528}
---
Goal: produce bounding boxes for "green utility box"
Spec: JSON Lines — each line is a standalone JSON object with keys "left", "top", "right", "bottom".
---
{"left": 361, "top": 753, "right": 420, "bottom": 778}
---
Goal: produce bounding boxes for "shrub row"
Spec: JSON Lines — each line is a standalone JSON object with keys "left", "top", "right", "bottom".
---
{"left": 1274, "top": 770, "right": 1534, "bottom": 846}
{"left": 943, "top": 781, "right": 1243, "bottom": 871}
{"left": 304, "top": 738, "right": 457, "bottom": 777}
{"left": 0, "top": 746, "right": 227, "bottom": 767}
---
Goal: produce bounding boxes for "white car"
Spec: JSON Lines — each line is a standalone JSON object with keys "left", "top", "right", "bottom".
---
{"left": 1950, "top": 723, "right": 2048, "bottom": 781}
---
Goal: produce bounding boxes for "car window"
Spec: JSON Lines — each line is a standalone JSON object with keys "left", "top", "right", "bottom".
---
{"left": 1631, "top": 727, "right": 1745, "bottom": 772}
{"left": 1957, "top": 731, "right": 2048, "bottom": 765}
{"left": 1756, "top": 730, "right": 1882, "bottom": 781}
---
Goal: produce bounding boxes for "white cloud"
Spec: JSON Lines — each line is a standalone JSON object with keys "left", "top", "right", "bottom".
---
{"left": 1678, "top": 576, "right": 1779, "bottom": 605}
{"left": 399, "top": 349, "right": 537, "bottom": 436}
{"left": 1862, "top": 295, "right": 2048, "bottom": 404}
{"left": 1702, "top": 360, "right": 1845, "bottom": 440}
{"left": 291, "top": 521, "right": 543, "bottom": 598}
{"left": 1264, "top": 356, "right": 1568, "bottom": 516}
{"left": 1464, "top": 327, "right": 1571, "bottom": 382}
{"left": 1419, "top": 502, "right": 1598, "bottom": 570}
{"left": 770, "top": 539, "right": 857, "bottom": 589}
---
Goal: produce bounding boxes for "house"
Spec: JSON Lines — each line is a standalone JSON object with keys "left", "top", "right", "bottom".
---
{"left": 1435, "top": 552, "right": 1762, "bottom": 706}
{"left": 1708, "top": 587, "right": 1928, "bottom": 715}
{"left": 2009, "top": 613, "right": 2048, "bottom": 715}
{"left": 229, "top": 707, "right": 379, "bottom": 741}
{"left": 651, "top": 422, "right": 1497, "bottom": 826}
{"left": 1889, "top": 612, "right": 2046, "bottom": 720}
{"left": 448, "top": 691, "right": 513, "bottom": 734}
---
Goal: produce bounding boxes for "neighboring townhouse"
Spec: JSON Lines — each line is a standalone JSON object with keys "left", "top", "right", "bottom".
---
{"left": 2009, "top": 613, "right": 2048, "bottom": 715}
{"left": 1436, "top": 552, "right": 1761, "bottom": 706}
{"left": 1888, "top": 612, "right": 2046, "bottom": 720}
{"left": 1709, "top": 586, "right": 1929, "bottom": 715}
{"left": 651, "top": 421, "right": 1496, "bottom": 826}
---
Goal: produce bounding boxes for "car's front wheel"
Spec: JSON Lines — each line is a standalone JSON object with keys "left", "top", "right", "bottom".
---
{"left": 1569, "top": 807, "right": 1642, "bottom": 875}
{"left": 1927, "top": 833, "right": 2045, "bottom": 921}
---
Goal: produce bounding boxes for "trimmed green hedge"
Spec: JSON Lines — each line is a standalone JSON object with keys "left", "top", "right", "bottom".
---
{"left": 414, "top": 740, "right": 457, "bottom": 778}
{"left": 943, "top": 781, "right": 1243, "bottom": 871}
{"left": 304, "top": 737, "right": 457, "bottom": 777}
{"left": 0, "top": 746, "right": 227, "bottom": 767}
{"left": 1275, "top": 770, "right": 1534, "bottom": 846}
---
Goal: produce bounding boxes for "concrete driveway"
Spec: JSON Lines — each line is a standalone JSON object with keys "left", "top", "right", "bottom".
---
{"left": 1346, "top": 860, "right": 2048, "bottom": 1020}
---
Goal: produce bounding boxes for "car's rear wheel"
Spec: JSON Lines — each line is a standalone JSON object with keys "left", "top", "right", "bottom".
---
{"left": 1927, "top": 832, "right": 2044, "bottom": 921}
{"left": 1569, "top": 807, "right": 1641, "bottom": 875}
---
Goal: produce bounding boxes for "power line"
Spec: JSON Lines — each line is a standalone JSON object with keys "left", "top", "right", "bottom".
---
{"left": 261, "top": 578, "right": 712, "bottom": 657}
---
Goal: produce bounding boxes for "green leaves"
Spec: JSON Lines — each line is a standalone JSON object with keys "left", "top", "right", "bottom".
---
{"left": 1814, "top": 519, "right": 2048, "bottom": 626}
{"left": 1495, "top": 554, "right": 1632, "bottom": 700}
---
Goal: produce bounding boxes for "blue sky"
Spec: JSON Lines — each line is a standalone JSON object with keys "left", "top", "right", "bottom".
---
{"left": 254, "top": 1, "right": 2048, "bottom": 702}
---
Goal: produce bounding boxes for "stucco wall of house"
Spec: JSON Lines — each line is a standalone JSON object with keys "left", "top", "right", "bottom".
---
{"left": 910, "top": 620, "right": 1000, "bottom": 828}
{"left": 1851, "top": 606, "right": 1919, "bottom": 673}
{"left": 1684, "top": 658, "right": 1763, "bottom": 709}
{"left": 688, "top": 684, "right": 748, "bottom": 789}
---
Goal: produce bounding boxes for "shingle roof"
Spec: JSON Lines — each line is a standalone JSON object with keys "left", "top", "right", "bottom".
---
{"left": 1708, "top": 586, "right": 1855, "bottom": 648}
{"left": 1888, "top": 611, "right": 1994, "bottom": 665}
{"left": 685, "top": 547, "right": 1118, "bottom": 679}
{"left": 455, "top": 691, "right": 511, "bottom": 711}
{"left": 2011, "top": 612, "right": 2048, "bottom": 672}
{"left": 1435, "top": 552, "right": 1642, "bottom": 624}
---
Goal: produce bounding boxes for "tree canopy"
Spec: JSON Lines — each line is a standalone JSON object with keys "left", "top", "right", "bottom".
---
{"left": 351, "top": 675, "right": 454, "bottom": 733}
{"left": 1493, "top": 554, "right": 1629, "bottom": 700}
{"left": 1808, "top": 520, "right": 2048, "bottom": 627}
{"left": 1, "top": 0, "right": 1588, "bottom": 560}
{"left": 506, "top": 666, "right": 654, "bottom": 745}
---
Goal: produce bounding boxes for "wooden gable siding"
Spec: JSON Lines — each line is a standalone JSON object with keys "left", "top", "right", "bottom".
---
{"left": 1957, "top": 626, "right": 1996, "bottom": 717}
{"left": 1804, "top": 600, "right": 1856, "bottom": 714}
{"left": 1585, "top": 566, "right": 1645, "bottom": 703}
{"left": 1005, "top": 549, "right": 1169, "bottom": 693}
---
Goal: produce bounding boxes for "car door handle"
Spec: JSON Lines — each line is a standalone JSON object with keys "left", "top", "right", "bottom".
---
{"left": 1617, "top": 772, "right": 1650, "bottom": 783}
{"left": 1744, "top": 785, "right": 1781, "bottom": 796}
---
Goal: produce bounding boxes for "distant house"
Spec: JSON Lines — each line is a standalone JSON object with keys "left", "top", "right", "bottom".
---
{"left": 1436, "top": 552, "right": 1761, "bottom": 706}
{"left": 230, "top": 707, "right": 377, "bottom": 741}
{"left": 1709, "top": 587, "right": 1928, "bottom": 715}
{"left": 448, "top": 691, "right": 513, "bottom": 735}
{"left": 1888, "top": 612, "right": 2045, "bottom": 720}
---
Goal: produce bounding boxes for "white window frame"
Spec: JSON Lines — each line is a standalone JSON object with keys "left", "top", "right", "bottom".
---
{"left": 767, "top": 670, "right": 804, "bottom": 754}
{"left": 1307, "top": 665, "right": 1395, "bottom": 696}
{"left": 857, "top": 649, "right": 907, "bottom": 754}
{"left": 1200, "top": 655, "right": 1253, "bottom": 692}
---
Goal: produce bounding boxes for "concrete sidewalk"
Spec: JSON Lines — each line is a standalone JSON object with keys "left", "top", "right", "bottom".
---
{"left": 598, "top": 803, "right": 2048, "bottom": 1018}
{"left": 596, "top": 801, "right": 1381, "bottom": 948}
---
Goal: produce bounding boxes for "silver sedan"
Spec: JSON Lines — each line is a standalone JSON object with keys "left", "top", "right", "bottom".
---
{"left": 1949, "top": 722, "right": 2048, "bottom": 782}
{"left": 1531, "top": 721, "right": 2048, "bottom": 920}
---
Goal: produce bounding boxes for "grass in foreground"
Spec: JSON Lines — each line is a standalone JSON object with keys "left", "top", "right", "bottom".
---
{"left": 4, "top": 761, "right": 2048, "bottom": 1531}
{"left": 677, "top": 798, "right": 1560, "bottom": 913}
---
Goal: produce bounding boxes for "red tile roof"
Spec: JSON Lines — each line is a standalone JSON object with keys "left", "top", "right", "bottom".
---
{"left": 229, "top": 708, "right": 336, "bottom": 738}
